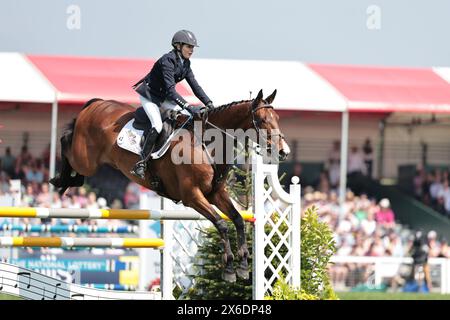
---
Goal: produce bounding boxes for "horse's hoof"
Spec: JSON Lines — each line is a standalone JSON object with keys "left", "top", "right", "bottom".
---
{"left": 222, "top": 271, "right": 236, "bottom": 283}
{"left": 236, "top": 267, "right": 249, "bottom": 280}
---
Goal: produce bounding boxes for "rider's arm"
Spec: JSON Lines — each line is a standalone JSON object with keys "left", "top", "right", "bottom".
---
{"left": 185, "top": 68, "right": 212, "bottom": 106}
{"left": 161, "top": 57, "right": 189, "bottom": 108}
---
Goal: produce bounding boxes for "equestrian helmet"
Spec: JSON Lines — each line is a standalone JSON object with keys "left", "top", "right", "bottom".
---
{"left": 172, "top": 30, "right": 199, "bottom": 47}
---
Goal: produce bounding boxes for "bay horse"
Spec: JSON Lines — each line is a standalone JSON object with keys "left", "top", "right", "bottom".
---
{"left": 49, "top": 89, "right": 290, "bottom": 282}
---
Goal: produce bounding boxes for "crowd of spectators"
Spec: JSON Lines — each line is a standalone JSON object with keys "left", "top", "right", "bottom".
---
{"left": 0, "top": 145, "right": 143, "bottom": 210}
{"left": 286, "top": 139, "right": 374, "bottom": 197}
{"left": 0, "top": 145, "right": 143, "bottom": 253}
{"left": 413, "top": 167, "right": 450, "bottom": 217}
{"left": 302, "top": 187, "right": 450, "bottom": 290}
{"left": 291, "top": 138, "right": 449, "bottom": 290}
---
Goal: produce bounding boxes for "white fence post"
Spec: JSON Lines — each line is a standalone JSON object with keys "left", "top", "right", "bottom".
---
{"left": 161, "top": 198, "right": 175, "bottom": 300}
{"left": 290, "top": 177, "right": 301, "bottom": 290}
{"left": 252, "top": 149, "right": 301, "bottom": 299}
{"left": 252, "top": 152, "right": 266, "bottom": 300}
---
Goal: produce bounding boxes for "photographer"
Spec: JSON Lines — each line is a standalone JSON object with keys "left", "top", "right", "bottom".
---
{"left": 407, "top": 231, "right": 432, "bottom": 292}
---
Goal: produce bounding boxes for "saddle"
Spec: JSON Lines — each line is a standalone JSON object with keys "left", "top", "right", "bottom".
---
{"left": 118, "top": 106, "right": 195, "bottom": 160}
{"left": 132, "top": 107, "right": 178, "bottom": 152}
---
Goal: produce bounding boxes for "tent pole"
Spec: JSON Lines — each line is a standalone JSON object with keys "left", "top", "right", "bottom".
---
{"left": 338, "top": 110, "right": 349, "bottom": 219}
{"left": 49, "top": 99, "right": 58, "bottom": 200}
{"left": 377, "top": 119, "right": 386, "bottom": 180}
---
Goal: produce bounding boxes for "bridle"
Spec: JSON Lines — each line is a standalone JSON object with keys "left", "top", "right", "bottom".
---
{"left": 191, "top": 102, "right": 285, "bottom": 159}
{"left": 251, "top": 104, "right": 285, "bottom": 148}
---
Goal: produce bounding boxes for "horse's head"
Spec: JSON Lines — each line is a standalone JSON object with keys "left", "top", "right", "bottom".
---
{"left": 251, "top": 89, "right": 290, "bottom": 161}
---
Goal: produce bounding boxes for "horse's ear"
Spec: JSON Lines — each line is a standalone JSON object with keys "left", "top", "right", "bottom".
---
{"left": 265, "top": 89, "right": 277, "bottom": 104}
{"left": 252, "top": 89, "right": 264, "bottom": 109}
{"left": 256, "top": 89, "right": 263, "bottom": 101}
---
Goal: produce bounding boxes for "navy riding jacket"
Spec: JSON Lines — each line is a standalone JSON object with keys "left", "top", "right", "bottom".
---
{"left": 134, "top": 49, "right": 211, "bottom": 107}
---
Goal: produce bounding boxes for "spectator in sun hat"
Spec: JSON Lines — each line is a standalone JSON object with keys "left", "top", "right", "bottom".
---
{"left": 375, "top": 198, "right": 395, "bottom": 229}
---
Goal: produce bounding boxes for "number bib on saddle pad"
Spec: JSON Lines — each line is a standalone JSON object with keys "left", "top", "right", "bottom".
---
{"left": 116, "top": 120, "right": 174, "bottom": 160}
{"left": 117, "top": 120, "right": 144, "bottom": 155}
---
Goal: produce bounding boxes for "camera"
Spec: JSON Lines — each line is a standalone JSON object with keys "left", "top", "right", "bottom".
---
{"left": 411, "top": 231, "right": 429, "bottom": 266}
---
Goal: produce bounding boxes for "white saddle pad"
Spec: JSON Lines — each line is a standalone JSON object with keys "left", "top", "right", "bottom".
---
{"left": 117, "top": 120, "right": 173, "bottom": 160}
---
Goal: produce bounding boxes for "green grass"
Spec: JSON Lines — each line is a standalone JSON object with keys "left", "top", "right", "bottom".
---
{"left": 0, "top": 294, "right": 22, "bottom": 300}
{"left": 338, "top": 292, "right": 450, "bottom": 300}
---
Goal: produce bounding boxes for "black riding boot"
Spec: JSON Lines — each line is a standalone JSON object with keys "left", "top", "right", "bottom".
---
{"left": 130, "top": 127, "right": 159, "bottom": 179}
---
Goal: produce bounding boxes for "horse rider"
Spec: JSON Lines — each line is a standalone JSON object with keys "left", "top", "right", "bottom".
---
{"left": 130, "top": 29, "right": 215, "bottom": 179}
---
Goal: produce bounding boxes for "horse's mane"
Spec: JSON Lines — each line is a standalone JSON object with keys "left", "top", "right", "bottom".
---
{"left": 182, "top": 99, "right": 253, "bottom": 130}
{"left": 183, "top": 98, "right": 269, "bottom": 130}
{"left": 209, "top": 99, "right": 253, "bottom": 115}
{"left": 209, "top": 97, "right": 272, "bottom": 115}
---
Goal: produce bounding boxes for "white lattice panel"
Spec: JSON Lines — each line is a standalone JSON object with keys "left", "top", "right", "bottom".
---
{"left": 252, "top": 151, "right": 301, "bottom": 299}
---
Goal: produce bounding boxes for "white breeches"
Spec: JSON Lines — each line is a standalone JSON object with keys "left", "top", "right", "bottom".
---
{"left": 139, "top": 95, "right": 189, "bottom": 134}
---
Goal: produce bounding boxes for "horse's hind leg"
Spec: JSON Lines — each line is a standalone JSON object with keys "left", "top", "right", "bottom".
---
{"left": 49, "top": 137, "right": 85, "bottom": 195}
{"left": 183, "top": 187, "right": 237, "bottom": 282}
{"left": 210, "top": 188, "right": 250, "bottom": 280}
{"left": 49, "top": 155, "right": 84, "bottom": 195}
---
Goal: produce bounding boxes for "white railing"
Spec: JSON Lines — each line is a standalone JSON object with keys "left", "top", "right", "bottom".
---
{"left": 330, "top": 255, "right": 450, "bottom": 293}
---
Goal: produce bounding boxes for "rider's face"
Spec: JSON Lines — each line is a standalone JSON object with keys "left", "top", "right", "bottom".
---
{"left": 180, "top": 44, "right": 194, "bottom": 59}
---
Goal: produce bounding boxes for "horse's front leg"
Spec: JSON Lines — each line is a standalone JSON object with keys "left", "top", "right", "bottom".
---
{"left": 182, "top": 186, "right": 237, "bottom": 282}
{"left": 209, "top": 187, "right": 250, "bottom": 280}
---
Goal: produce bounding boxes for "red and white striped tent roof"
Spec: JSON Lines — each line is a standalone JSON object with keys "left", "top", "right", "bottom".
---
{"left": 309, "top": 64, "right": 450, "bottom": 113}
{"left": 1, "top": 52, "right": 450, "bottom": 113}
{"left": 0, "top": 52, "right": 199, "bottom": 106}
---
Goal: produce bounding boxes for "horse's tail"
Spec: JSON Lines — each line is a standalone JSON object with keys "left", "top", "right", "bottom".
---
{"left": 49, "top": 98, "right": 102, "bottom": 195}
